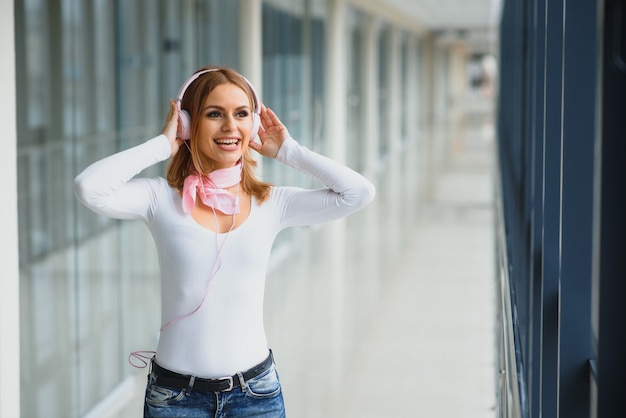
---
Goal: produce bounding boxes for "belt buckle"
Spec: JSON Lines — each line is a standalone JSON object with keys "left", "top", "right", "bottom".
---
{"left": 216, "top": 376, "right": 234, "bottom": 392}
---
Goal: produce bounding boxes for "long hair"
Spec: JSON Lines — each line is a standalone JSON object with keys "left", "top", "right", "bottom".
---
{"left": 166, "top": 66, "right": 272, "bottom": 203}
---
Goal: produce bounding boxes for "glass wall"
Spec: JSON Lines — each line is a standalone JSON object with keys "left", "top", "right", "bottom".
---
{"left": 377, "top": 24, "right": 392, "bottom": 160}
{"left": 15, "top": 1, "right": 243, "bottom": 416}
{"left": 346, "top": 7, "right": 367, "bottom": 173}
{"left": 261, "top": 0, "right": 326, "bottom": 186}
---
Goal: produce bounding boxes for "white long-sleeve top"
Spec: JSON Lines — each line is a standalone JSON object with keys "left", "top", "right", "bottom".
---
{"left": 73, "top": 134, "right": 375, "bottom": 378}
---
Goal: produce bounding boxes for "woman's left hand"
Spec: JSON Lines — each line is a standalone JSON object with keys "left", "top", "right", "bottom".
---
{"left": 248, "top": 105, "right": 289, "bottom": 158}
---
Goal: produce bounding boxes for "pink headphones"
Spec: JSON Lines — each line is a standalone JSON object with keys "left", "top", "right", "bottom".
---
{"left": 175, "top": 69, "right": 261, "bottom": 141}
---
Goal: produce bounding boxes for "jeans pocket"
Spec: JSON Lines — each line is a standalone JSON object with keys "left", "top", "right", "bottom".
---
{"left": 244, "top": 365, "right": 282, "bottom": 399}
{"left": 145, "top": 380, "right": 186, "bottom": 406}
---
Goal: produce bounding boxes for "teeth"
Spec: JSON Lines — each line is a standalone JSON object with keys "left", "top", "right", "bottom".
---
{"left": 215, "top": 139, "right": 239, "bottom": 145}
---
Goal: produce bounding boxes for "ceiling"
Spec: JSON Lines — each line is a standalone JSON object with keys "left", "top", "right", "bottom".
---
{"left": 359, "top": 0, "right": 502, "bottom": 54}
{"left": 379, "top": 0, "right": 501, "bottom": 29}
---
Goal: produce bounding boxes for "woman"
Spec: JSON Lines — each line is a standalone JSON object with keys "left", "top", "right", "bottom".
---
{"left": 74, "top": 66, "right": 375, "bottom": 417}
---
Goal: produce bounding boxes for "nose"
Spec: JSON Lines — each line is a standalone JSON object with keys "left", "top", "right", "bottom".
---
{"left": 222, "top": 115, "right": 236, "bottom": 131}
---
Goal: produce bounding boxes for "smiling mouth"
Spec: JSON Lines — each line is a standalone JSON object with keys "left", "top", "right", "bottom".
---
{"left": 214, "top": 138, "right": 241, "bottom": 150}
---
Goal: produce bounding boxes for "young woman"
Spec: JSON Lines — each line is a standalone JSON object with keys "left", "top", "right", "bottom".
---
{"left": 74, "top": 66, "right": 375, "bottom": 417}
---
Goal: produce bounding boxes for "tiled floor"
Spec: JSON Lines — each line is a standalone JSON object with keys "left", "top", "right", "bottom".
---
{"left": 109, "top": 98, "right": 497, "bottom": 418}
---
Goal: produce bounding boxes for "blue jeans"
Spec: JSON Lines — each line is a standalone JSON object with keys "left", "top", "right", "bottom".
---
{"left": 143, "top": 363, "right": 286, "bottom": 417}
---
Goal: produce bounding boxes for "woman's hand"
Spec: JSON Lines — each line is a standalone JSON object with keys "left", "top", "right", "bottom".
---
{"left": 162, "top": 99, "right": 184, "bottom": 157}
{"left": 248, "top": 105, "right": 289, "bottom": 158}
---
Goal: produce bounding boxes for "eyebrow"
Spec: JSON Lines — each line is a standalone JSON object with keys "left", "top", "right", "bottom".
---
{"left": 203, "top": 104, "right": 251, "bottom": 112}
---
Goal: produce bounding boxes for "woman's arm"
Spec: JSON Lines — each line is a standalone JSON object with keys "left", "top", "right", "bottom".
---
{"left": 274, "top": 137, "right": 376, "bottom": 228}
{"left": 74, "top": 100, "right": 181, "bottom": 220}
{"left": 251, "top": 104, "right": 374, "bottom": 227}
{"left": 73, "top": 135, "right": 171, "bottom": 221}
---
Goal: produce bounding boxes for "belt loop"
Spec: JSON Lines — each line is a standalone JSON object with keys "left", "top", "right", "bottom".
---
{"left": 236, "top": 371, "right": 248, "bottom": 391}
{"left": 186, "top": 375, "right": 196, "bottom": 396}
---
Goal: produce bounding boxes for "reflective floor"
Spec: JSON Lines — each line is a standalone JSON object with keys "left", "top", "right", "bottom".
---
{"left": 109, "top": 95, "right": 496, "bottom": 418}
{"left": 271, "top": 95, "right": 497, "bottom": 418}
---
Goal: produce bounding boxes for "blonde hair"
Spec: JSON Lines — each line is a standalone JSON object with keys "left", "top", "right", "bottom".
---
{"left": 166, "top": 66, "right": 272, "bottom": 203}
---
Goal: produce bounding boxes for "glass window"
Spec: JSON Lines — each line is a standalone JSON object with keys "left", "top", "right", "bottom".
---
{"left": 16, "top": 1, "right": 243, "bottom": 416}
{"left": 261, "top": 0, "right": 326, "bottom": 188}
{"left": 400, "top": 33, "right": 409, "bottom": 143}
{"left": 345, "top": 7, "right": 367, "bottom": 172}
{"left": 378, "top": 24, "right": 391, "bottom": 160}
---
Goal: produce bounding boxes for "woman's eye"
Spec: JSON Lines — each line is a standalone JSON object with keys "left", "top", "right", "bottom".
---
{"left": 236, "top": 110, "right": 249, "bottom": 118}
{"left": 207, "top": 111, "right": 222, "bottom": 118}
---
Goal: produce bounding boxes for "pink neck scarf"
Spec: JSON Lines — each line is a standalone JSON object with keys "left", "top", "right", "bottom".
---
{"left": 182, "top": 164, "right": 242, "bottom": 215}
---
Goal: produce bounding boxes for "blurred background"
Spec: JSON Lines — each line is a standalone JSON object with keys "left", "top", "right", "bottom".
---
{"left": 1, "top": 0, "right": 501, "bottom": 417}
{"left": 4, "top": 1, "right": 622, "bottom": 417}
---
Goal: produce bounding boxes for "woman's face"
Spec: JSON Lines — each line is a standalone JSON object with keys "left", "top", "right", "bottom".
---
{"left": 195, "top": 83, "right": 254, "bottom": 170}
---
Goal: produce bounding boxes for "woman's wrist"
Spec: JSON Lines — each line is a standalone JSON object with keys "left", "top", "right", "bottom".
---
{"left": 274, "top": 136, "right": 298, "bottom": 163}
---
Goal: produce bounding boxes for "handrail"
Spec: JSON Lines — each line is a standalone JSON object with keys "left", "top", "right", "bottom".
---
{"left": 494, "top": 142, "right": 526, "bottom": 418}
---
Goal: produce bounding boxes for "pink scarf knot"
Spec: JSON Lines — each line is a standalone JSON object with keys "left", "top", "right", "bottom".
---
{"left": 182, "top": 164, "right": 242, "bottom": 215}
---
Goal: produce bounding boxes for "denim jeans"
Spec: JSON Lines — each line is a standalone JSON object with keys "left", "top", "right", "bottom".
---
{"left": 143, "top": 363, "right": 286, "bottom": 417}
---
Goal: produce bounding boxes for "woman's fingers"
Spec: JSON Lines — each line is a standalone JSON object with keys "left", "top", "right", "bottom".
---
{"left": 162, "top": 100, "right": 182, "bottom": 157}
{"left": 266, "top": 107, "right": 280, "bottom": 125}
{"left": 169, "top": 99, "right": 178, "bottom": 122}
{"left": 248, "top": 139, "right": 261, "bottom": 153}
{"left": 260, "top": 104, "right": 284, "bottom": 133}
{"left": 260, "top": 104, "right": 271, "bottom": 128}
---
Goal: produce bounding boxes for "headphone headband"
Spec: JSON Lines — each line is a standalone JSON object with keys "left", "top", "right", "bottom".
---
{"left": 176, "top": 69, "right": 211, "bottom": 102}
{"left": 176, "top": 69, "right": 260, "bottom": 113}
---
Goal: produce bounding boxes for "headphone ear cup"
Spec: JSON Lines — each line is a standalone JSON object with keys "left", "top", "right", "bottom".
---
{"left": 177, "top": 109, "right": 191, "bottom": 140}
{"left": 250, "top": 113, "right": 260, "bottom": 140}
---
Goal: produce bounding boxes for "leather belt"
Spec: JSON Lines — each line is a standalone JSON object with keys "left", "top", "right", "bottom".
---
{"left": 151, "top": 350, "right": 274, "bottom": 393}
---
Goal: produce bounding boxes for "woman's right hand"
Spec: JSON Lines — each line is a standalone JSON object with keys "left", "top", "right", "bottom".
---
{"left": 162, "top": 99, "right": 184, "bottom": 156}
